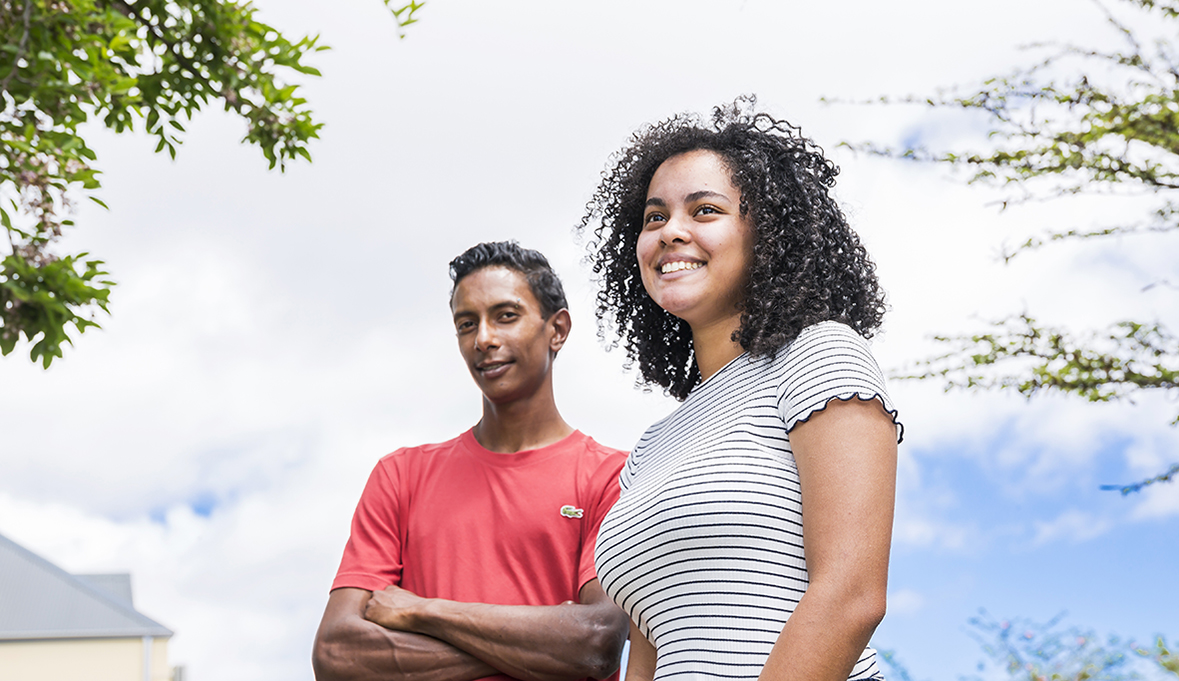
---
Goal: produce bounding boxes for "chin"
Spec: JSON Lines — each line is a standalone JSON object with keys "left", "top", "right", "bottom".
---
{"left": 477, "top": 380, "right": 518, "bottom": 401}
{"left": 653, "top": 298, "right": 699, "bottom": 321}
{"left": 649, "top": 284, "right": 704, "bottom": 312}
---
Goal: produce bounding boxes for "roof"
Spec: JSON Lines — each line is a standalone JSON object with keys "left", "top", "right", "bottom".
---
{"left": 74, "top": 573, "right": 135, "bottom": 608}
{"left": 0, "top": 532, "right": 173, "bottom": 640}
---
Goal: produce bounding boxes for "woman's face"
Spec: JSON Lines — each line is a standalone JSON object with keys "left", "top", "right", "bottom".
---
{"left": 636, "top": 149, "right": 756, "bottom": 332}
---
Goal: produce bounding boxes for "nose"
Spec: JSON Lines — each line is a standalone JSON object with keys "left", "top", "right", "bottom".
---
{"left": 658, "top": 213, "right": 692, "bottom": 246}
{"left": 474, "top": 319, "right": 498, "bottom": 353}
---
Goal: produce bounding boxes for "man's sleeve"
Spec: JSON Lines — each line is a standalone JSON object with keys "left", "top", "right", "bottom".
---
{"left": 331, "top": 456, "right": 404, "bottom": 592}
{"left": 578, "top": 450, "right": 627, "bottom": 591}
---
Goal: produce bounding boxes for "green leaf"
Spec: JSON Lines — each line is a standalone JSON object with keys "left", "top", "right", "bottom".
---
{"left": 0, "top": 0, "right": 359, "bottom": 365}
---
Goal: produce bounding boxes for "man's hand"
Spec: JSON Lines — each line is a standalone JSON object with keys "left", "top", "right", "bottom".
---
{"left": 364, "top": 585, "right": 426, "bottom": 632}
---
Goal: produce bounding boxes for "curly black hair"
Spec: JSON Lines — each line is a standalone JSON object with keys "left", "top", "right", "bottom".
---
{"left": 579, "top": 98, "right": 886, "bottom": 400}
{"left": 449, "top": 240, "right": 568, "bottom": 319}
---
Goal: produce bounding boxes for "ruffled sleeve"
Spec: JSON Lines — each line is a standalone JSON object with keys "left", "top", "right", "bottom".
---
{"left": 776, "top": 321, "right": 903, "bottom": 443}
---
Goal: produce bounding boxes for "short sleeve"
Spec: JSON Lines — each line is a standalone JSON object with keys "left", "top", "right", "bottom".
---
{"left": 577, "top": 449, "right": 627, "bottom": 591}
{"left": 776, "top": 321, "right": 903, "bottom": 443}
{"left": 330, "top": 456, "right": 405, "bottom": 592}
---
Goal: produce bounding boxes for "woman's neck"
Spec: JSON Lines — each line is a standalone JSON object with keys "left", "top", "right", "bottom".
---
{"left": 691, "top": 315, "right": 746, "bottom": 383}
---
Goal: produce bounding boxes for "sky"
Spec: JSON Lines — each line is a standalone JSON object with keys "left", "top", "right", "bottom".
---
{"left": 1, "top": 1, "right": 1177, "bottom": 680}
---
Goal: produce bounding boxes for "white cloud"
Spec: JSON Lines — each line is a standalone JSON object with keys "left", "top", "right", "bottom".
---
{"left": 893, "top": 514, "right": 973, "bottom": 551}
{"left": 1031, "top": 509, "right": 1114, "bottom": 546}
{"left": 1123, "top": 433, "right": 1179, "bottom": 479}
{"left": 888, "top": 589, "right": 926, "bottom": 616}
{"left": 1129, "top": 480, "right": 1179, "bottom": 521}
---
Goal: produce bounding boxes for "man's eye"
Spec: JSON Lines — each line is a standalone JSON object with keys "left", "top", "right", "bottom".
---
{"left": 456, "top": 321, "right": 474, "bottom": 332}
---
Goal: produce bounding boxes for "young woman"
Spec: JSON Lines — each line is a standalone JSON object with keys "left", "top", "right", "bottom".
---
{"left": 583, "top": 99, "right": 903, "bottom": 681}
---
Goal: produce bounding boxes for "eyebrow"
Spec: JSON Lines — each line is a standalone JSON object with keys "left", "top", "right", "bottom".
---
{"left": 644, "top": 190, "right": 730, "bottom": 208}
{"left": 452, "top": 300, "right": 522, "bottom": 321}
{"left": 686, "top": 190, "right": 729, "bottom": 202}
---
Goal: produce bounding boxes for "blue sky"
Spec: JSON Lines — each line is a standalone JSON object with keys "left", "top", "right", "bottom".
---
{"left": 878, "top": 419, "right": 1179, "bottom": 678}
{"left": 1, "top": 1, "right": 1176, "bottom": 679}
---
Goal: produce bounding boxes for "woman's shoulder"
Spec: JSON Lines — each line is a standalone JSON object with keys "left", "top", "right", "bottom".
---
{"left": 772, "top": 320, "right": 903, "bottom": 441}
{"left": 774, "top": 320, "right": 872, "bottom": 367}
{"left": 770, "top": 318, "right": 887, "bottom": 400}
{"left": 791, "top": 319, "right": 867, "bottom": 345}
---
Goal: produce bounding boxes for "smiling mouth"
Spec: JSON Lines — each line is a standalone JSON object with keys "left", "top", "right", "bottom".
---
{"left": 477, "top": 361, "right": 512, "bottom": 377}
{"left": 660, "top": 261, "right": 703, "bottom": 274}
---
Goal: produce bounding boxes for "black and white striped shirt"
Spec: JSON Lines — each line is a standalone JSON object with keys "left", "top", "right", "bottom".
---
{"left": 595, "top": 321, "right": 902, "bottom": 681}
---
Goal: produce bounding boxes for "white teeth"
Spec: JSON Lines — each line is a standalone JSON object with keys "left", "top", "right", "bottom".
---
{"left": 660, "top": 261, "right": 703, "bottom": 274}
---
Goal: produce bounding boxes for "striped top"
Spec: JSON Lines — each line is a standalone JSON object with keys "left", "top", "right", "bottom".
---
{"left": 595, "top": 321, "right": 902, "bottom": 681}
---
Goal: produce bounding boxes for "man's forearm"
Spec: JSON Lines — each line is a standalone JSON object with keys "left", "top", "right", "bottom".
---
{"left": 365, "top": 583, "right": 628, "bottom": 681}
{"left": 314, "top": 588, "right": 497, "bottom": 681}
{"left": 418, "top": 600, "right": 621, "bottom": 681}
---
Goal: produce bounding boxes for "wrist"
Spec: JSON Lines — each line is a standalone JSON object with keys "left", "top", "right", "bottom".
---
{"left": 412, "top": 597, "right": 476, "bottom": 644}
{"left": 408, "top": 595, "right": 443, "bottom": 637}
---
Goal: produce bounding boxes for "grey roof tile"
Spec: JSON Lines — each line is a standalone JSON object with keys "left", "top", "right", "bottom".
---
{"left": 75, "top": 573, "right": 135, "bottom": 608}
{"left": 0, "top": 532, "right": 172, "bottom": 640}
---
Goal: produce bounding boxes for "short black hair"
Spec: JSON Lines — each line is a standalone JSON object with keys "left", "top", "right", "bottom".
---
{"left": 449, "top": 241, "right": 569, "bottom": 319}
{"left": 579, "top": 96, "right": 886, "bottom": 400}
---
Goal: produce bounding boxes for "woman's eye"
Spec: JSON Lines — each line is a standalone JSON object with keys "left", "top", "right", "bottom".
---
{"left": 643, "top": 212, "right": 666, "bottom": 226}
{"left": 695, "top": 205, "right": 718, "bottom": 216}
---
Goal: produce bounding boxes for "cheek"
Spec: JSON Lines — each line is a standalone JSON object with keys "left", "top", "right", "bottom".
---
{"left": 635, "top": 230, "right": 657, "bottom": 264}
{"left": 635, "top": 233, "right": 659, "bottom": 290}
{"left": 729, "top": 221, "right": 757, "bottom": 270}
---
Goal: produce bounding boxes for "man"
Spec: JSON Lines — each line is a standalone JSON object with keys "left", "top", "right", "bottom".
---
{"left": 313, "top": 242, "right": 630, "bottom": 681}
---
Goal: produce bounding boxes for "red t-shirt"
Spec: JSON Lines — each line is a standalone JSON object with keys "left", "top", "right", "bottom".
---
{"left": 333, "top": 426, "right": 626, "bottom": 613}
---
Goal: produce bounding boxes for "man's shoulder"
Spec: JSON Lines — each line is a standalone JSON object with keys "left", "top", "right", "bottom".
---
{"left": 377, "top": 430, "right": 472, "bottom": 466}
{"left": 565, "top": 432, "right": 628, "bottom": 474}
{"left": 571, "top": 432, "right": 627, "bottom": 459}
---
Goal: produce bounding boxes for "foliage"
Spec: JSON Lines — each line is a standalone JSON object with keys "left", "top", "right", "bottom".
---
{"left": 1135, "top": 638, "right": 1179, "bottom": 678}
{"left": 899, "top": 315, "right": 1178, "bottom": 420}
{"left": 879, "top": 613, "right": 1177, "bottom": 681}
{"left": 842, "top": 0, "right": 1178, "bottom": 490}
{"left": 0, "top": 0, "right": 423, "bottom": 366}
{"left": 964, "top": 614, "right": 1136, "bottom": 681}
{"left": 383, "top": 0, "right": 424, "bottom": 38}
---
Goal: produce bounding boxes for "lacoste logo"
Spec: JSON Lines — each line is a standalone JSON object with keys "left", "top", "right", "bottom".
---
{"left": 559, "top": 505, "right": 584, "bottom": 519}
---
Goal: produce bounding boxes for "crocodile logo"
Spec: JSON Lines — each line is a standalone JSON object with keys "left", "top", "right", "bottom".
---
{"left": 559, "top": 505, "right": 584, "bottom": 519}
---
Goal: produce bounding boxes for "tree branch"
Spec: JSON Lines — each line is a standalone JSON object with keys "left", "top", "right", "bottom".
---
{"left": 1000, "top": 215, "right": 1179, "bottom": 262}
{"left": 894, "top": 315, "right": 1179, "bottom": 418}
{"left": 0, "top": 0, "right": 34, "bottom": 95}
{"left": 1099, "top": 462, "right": 1179, "bottom": 494}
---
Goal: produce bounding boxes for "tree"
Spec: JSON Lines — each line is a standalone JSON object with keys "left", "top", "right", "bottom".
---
{"left": 842, "top": 0, "right": 1178, "bottom": 492}
{"left": 880, "top": 613, "right": 1177, "bottom": 681}
{"left": 0, "top": 0, "right": 424, "bottom": 367}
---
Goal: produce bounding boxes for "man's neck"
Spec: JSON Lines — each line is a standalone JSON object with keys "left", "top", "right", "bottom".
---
{"left": 472, "top": 388, "right": 574, "bottom": 453}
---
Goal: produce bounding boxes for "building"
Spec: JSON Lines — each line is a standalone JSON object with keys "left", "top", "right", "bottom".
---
{"left": 0, "top": 532, "right": 179, "bottom": 681}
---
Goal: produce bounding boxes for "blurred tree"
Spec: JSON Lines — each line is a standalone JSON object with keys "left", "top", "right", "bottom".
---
{"left": 842, "top": 0, "right": 1178, "bottom": 492}
{"left": 881, "top": 613, "right": 1177, "bottom": 681}
{"left": 0, "top": 0, "right": 424, "bottom": 367}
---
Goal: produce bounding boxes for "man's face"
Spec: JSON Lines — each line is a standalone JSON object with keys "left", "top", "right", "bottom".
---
{"left": 450, "top": 266, "right": 567, "bottom": 405}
